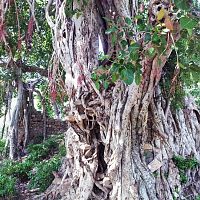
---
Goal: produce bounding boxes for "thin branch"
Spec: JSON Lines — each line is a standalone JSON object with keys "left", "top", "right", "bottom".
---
{"left": 45, "top": 0, "right": 55, "bottom": 28}
{"left": 26, "top": 0, "right": 39, "bottom": 31}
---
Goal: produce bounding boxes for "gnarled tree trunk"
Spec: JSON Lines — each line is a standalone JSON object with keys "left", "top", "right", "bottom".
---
{"left": 8, "top": 69, "right": 23, "bottom": 159}
{"left": 43, "top": 0, "right": 200, "bottom": 199}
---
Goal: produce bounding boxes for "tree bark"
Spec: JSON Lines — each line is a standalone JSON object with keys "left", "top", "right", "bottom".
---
{"left": 44, "top": 1, "right": 200, "bottom": 199}
{"left": 23, "top": 90, "right": 29, "bottom": 147}
{"left": 8, "top": 69, "right": 23, "bottom": 159}
{"left": 1, "top": 82, "right": 13, "bottom": 139}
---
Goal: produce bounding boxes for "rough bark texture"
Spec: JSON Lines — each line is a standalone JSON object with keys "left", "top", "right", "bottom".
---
{"left": 8, "top": 71, "right": 23, "bottom": 159}
{"left": 43, "top": 0, "right": 200, "bottom": 200}
{"left": 1, "top": 83, "right": 13, "bottom": 139}
{"left": 23, "top": 90, "right": 30, "bottom": 147}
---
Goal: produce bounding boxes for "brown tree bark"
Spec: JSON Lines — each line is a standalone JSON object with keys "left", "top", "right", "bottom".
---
{"left": 43, "top": 0, "right": 200, "bottom": 199}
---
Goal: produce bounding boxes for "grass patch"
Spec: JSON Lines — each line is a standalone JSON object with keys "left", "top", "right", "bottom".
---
{"left": 0, "top": 134, "right": 66, "bottom": 197}
{"left": 0, "top": 174, "right": 16, "bottom": 198}
{"left": 28, "top": 156, "right": 61, "bottom": 192}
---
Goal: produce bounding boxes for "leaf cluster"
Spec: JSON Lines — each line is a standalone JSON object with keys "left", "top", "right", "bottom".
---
{"left": 0, "top": 134, "right": 66, "bottom": 197}
{"left": 173, "top": 155, "right": 199, "bottom": 184}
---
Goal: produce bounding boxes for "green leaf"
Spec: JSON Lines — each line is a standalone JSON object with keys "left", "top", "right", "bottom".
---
{"left": 135, "top": 68, "right": 142, "bottom": 85}
{"left": 120, "top": 40, "right": 128, "bottom": 48}
{"left": 110, "top": 63, "right": 120, "bottom": 73}
{"left": 91, "top": 73, "right": 97, "bottom": 81}
{"left": 130, "top": 51, "right": 139, "bottom": 61}
{"left": 137, "top": 23, "right": 146, "bottom": 31}
{"left": 187, "top": 28, "right": 193, "bottom": 36}
{"left": 75, "top": 11, "right": 83, "bottom": 18}
{"left": 95, "top": 81, "right": 100, "bottom": 90}
{"left": 179, "top": 63, "right": 185, "bottom": 69}
{"left": 118, "top": 31, "right": 125, "bottom": 38}
{"left": 105, "top": 26, "right": 118, "bottom": 34}
{"left": 126, "top": 62, "right": 134, "bottom": 69}
{"left": 98, "top": 53, "right": 110, "bottom": 61}
{"left": 99, "top": 74, "right": 106, "bottom": 80}
{"left": 128, "top": 31, "right": 134, "bottom": 37}
{"left": 120, "top": 68, "right": 134, "bottom": 85}
{"left": 112, "top": 73, "right": 119, "bottom": 82}
{"left": 111, "top": 35, "right": 117, "bottom": 45}
{"left": 152, "top": 33, "right": 160, "bottom": 45}
{"left": 125, "top": 17, "right": 132, "bottom": 26}
{"left": 145, "top": 33, "right": 151, "bottom": 43}
{"left": 103, "top": 81, "right": 109, "bottom": 89}
{"left": 180, "top": 17, "right": 198, "bottom": 30}
{"left": 159, "top": 35, "right": 167, "bottom": 51}
{"left": 135, "top": 15, "right": 143, "bottom": 20}
{"left": 147, "top": 47, "right": 156, "bottom": 58}
{"left": 129, "top": 42, "right": 140, "bottom": 51}
{"left": 174, "top": 0, "right": 190, "bottom": 10}
{"left": 118, "top": 50, "right": 127, "bottom": 59}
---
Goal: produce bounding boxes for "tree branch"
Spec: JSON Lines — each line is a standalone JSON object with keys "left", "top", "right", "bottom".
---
{"left": 0, "top": 61, "right": 48, "bottom": 77}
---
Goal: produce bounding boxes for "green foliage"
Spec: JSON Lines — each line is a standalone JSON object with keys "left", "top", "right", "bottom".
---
{"left": 0, "top": 0, "right": 55, "bottom": 123}
{"left": 58, "top": 144, "right": 67, "bottom": 157}
{"left": 104, "top": 17, "right": 144, "bottom": 86}
{"left": 0, "top": 174, "right": 16, "bottom": 198}
{"left": 28, "top": 156, "right": 61, "bottom": 192}
{"left": 179, "top": 171, "right": 188, "bottom": 184}
{"left": 0, "top": 0, "right": 52, "bottom": 65}
{"left": 180, "top": 17, "right": 198, "bottom": 31}
{"left": 12, "top": 161, "right": 33, "bottom": 181}
{"left": 27, "top": 135, "right": 64, "bottom": 162}
{"left": 189, "top": 86, "right": 200, "bottom": 106}
{"left": 93, "top": 4, "right": 187, "bottom": 89}
{"left": 174, "top": 24, "right": 200, "bottom": 107}
{"left": 153, "top": 172, "right": 158, "bottom": 178}
{"left": 173, "top": 155, "right": 199, "bottom": 184}
{"left": 174, "top": 0, "right": 190, "bottom": 11}
{"left": 93, "top": 16, "right": 147, "bottom": 88}
{"left": 0, "top": 160, "right": 19, "bottom": 197}
{"left": 173, "top": 156, "right": 199, "bottom": 171}
{"left": 196, "top": 195, "right": 200, "bottom": 200}
{"left": 92, "top": 0, "right": 200, "bottom": 113}
{"left": 26, "top": 135, "right": 65, "bottom": 192}
{"left": 0, "top": 134, "right": 66, "bottom": 197}
{"left": 0, "top": 159, "right": 33, "bottom": 182}
{"left": 0, "top": 160, "right": 15, "bottom": 176}
{"left": 160, "top": 51, "right": 185, "bottom": 110}
{"left": 0, "top": 0, "right": 70, "bottom": 123}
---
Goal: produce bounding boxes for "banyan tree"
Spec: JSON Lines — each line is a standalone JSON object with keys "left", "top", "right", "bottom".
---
{"left": 1, "top": 0, "right": 200, "bottom": 199}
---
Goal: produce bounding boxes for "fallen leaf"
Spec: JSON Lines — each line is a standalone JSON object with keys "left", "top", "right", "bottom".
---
{"left": 157, "top": 8, "right": 166, "bottom": 21}
{"left": 164, "top": 16, "right": 173, "bottom": 30}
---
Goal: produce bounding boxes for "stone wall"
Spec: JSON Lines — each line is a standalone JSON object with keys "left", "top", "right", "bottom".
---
{"left": 18, "top": 110, "right": 68, "bottom": 143}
